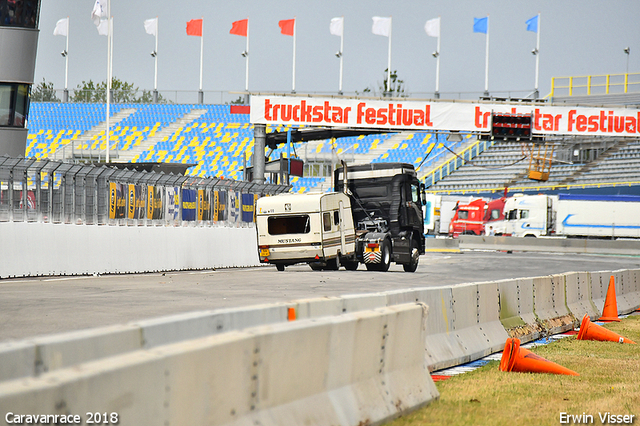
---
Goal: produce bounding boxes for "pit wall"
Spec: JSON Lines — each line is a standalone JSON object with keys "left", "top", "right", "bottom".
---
{"left": 1, "top": 268, "right": 639, "bottom": 426}
{"left": 0, "top": 222, "right": 259, "bottom": 278}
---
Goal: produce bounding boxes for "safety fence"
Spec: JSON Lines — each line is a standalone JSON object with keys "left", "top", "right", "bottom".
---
{"left": 0, "top": 156, "right": 289, "bottom": 227}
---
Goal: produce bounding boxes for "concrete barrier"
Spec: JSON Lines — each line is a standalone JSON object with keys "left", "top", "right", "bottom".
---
{"left": 0, "top": 222, "right": 260, "bottom": 278}
{"left": 497, "top": 278, "right": 543, "bottom": 343}
{"left": 0, "top": 304, "right": 438, "bottom": 426}
{"left": 135, "top": 304, "right": 287, "bottom": 349}
{"left": 459, "top": 235, "right": 640, "bottom": 255}
{"left": 564, "top": 272, "right": 600, "bottom": 320}
{"left": 620, "top": 269, "right": 640, "bottom": 311}
{"left": 0, "top": 325, "right": 142, "bottom": 383}
{"left": 425, "top": 238, "right": 461, "bottom": 252}
{"left": 534, "top": 275, "right": 574, "bottom": 334}
{"left": 386, "top": 287, "right": 465, "bottom": 371}
{"left": 450, "top": 282, "right": 508, "bottom": 363}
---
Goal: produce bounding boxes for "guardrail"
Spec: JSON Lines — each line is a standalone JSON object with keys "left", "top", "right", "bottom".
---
{"left": 550, "top": 72, "right": 640, "bottom": 97}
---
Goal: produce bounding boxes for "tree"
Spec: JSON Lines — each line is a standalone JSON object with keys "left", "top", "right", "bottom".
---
{"left": 359, "top": 69, "right": 407, "bottom": 98}
{"left": 137, "top": 90, "right": 168, "bottom": 104}
{"left": 31, "top": 79, "right": 60, "bottom": 102}
{"left": 229, "top": 96, "right": 246, "bottom": 105}
{"left": 71, "top": 79, "right": 100, "bottom": 102}
{"left": 71, "top": 78, "right": 167, "bottom": 103}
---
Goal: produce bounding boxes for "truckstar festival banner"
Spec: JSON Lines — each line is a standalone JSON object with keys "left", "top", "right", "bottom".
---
{"left": 250, "top": 95, "right": 640, "bottom": 137}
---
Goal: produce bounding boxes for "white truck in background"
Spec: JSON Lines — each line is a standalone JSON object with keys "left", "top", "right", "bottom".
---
{"left": 503, "top": 193, "right": 640, "bottom": 238}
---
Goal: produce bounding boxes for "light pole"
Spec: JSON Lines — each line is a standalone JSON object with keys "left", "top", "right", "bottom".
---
{"left": 624, "top": 47, "right": 630, "bottom": 75}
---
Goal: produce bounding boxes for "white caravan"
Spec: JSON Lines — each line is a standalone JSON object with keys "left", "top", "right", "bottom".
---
{"left": 256, "top": 192, "right": 356, "bottom": 271}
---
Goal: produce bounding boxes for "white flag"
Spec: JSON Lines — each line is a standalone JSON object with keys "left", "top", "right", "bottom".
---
{"left": 53, "top": 17, "right": 68, "bottom": 36}
{"left": 425, "top": 17, "right": 440, "bottom": 38}
{"left": 372, "top": 16, "right": 391, "bottom": 37}
{"left": 97, "top": 19, "right": 109, "bottom": 36}
{"left": 91, "top": 0, "right": 108, "bottom": 26}
{"left": 144, "top": 18, "right": 157, "bottom": 36}
{"left": 329, "top": 17, "right": 343, "bottom": 37}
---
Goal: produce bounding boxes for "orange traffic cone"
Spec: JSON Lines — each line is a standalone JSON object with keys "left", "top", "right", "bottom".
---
{"left": 577, "top": 314, "right": 636, "bottom": 344}
{"left": 500, "top": 338, "right": 579, "bottom": 376}
{"left": 599, "top": 276, "right": 621, "bottom": 322}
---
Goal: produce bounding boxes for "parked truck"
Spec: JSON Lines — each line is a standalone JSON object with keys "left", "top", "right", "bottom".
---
{"left": 503, "top": 193, "right": 640, "bottom": 238}
{"left": 448, "top": 197, "right": 506, "bottom": 237}
{"left": 256, "top": 163, "right": 426, "bottom": 272}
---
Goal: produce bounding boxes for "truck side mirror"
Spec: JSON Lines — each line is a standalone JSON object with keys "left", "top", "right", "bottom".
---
{"left": 420, "top": 183, "right": 427, "bottom": 205}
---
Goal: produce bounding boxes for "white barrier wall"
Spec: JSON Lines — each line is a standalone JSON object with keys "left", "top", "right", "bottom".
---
{"left": 535, "top": 275, "right": 574, "bottom": 334}
{"left": 564, "top": 272, "right": 600, "bottom": 320}
{"left": 0, "top": 222, "right": 259, "bottom": 278}
{"left": 0, "top": 304, "right": 439, "bottom": 426}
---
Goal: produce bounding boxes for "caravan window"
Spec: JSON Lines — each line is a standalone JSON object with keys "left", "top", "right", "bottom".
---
{"left": 323, "top": 212, "right": 332, "bottom": 232}
{"left": 268, "top": 215, "right": 310, "bottom": 235}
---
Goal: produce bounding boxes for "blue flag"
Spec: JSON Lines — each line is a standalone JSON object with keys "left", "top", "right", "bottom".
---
{"left": 473, "top": 17, "right": 488, "bottom": 34}
{"left": 526, "top": 15, "right": 538, "bottom": 32}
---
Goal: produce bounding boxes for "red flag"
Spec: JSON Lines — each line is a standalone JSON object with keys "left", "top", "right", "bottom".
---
{"left": 186, "top": 19, "right": 203, "bottom": 36}
{"left": 230, "top": 19, "right": 248, "bottom": 37}
{"left": 279, "top": 18, "right": 295, "bottom": 36}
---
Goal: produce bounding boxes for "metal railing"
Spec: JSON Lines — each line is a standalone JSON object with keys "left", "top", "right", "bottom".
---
{"left": 423, "top": 139, "right": 496, "bottom": 188}
{"left": 0, "top": 156, "right": 289, "bottom": 226}
{"left": 550, "top": 73, "right": 640, "bottom": 97}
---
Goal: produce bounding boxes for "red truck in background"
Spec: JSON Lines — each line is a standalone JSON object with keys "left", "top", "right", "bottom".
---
{"left": 448, "top": 197, "right": 506, "bottom": 237}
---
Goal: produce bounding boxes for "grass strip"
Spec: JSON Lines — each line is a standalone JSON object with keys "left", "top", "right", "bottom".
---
{"left": 390, "top": 315, "right": 640, "bottom": 426}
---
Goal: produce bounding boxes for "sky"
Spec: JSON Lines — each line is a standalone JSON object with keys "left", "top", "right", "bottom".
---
{"left": 33, "top": 0, "right": 640, "bottom": 103}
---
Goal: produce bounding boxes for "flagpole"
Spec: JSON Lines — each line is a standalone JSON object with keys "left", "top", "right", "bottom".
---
{"left": 292, "top": 17, "right": 296, "bottom": 93}
{"left": 154, "top": 16, "right": 158, "bottom": 99}
{"left": 484, "top": 15, "right": 489, "bottom": 96}
{"left": 64, "top": 17, "right": 69, "bottom": 102}
{"left": 386, "top": 17, "right": 392, "bottom": 95}
{"left": 534, "top": 13, "right": 540, "bottom": 98}
{"left": 199, "top": 17, "right": 204, "bottom": 104}
{"left": 245, "top": 18, "right": 249, "bottom": 92}
{"left": 105, "top": 7, "right": 111, "bottom": 163}
{"left": 435, "top": 16, "right": 441, "bottom": 99}
{"left": 339, "top": 16, "right": 344, "bottom": 94}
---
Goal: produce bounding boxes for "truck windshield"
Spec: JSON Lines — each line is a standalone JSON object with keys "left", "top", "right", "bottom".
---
{"left": 268, "top": 215, "right": 311, "bottom": 235}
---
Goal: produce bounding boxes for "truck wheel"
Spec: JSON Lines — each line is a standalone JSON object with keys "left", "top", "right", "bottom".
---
{"left": 343, "top": 260, "right": 359, "bottom": 271}
{"left": 403, "top": 239, "right": 419, "bottom": 273}
{"left": 276, "top": 264, "right": 285, "bottom": 272}
{"left": 379, "top": 239, "right": 391, "bottom": 272}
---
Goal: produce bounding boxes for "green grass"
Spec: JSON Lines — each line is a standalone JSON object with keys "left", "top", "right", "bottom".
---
{"left": 390, "top": 315, "right": 640, "bottom": 426}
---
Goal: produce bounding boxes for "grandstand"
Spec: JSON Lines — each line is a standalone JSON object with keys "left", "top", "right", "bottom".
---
{"left": 25, "top": 90, "right": 640, "bottom": 196}
{"left": 26, "top": 102, "right": 471, "bottom": 193}
{"left": 427, "top": 138, "right": 640, "bottom": 196}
